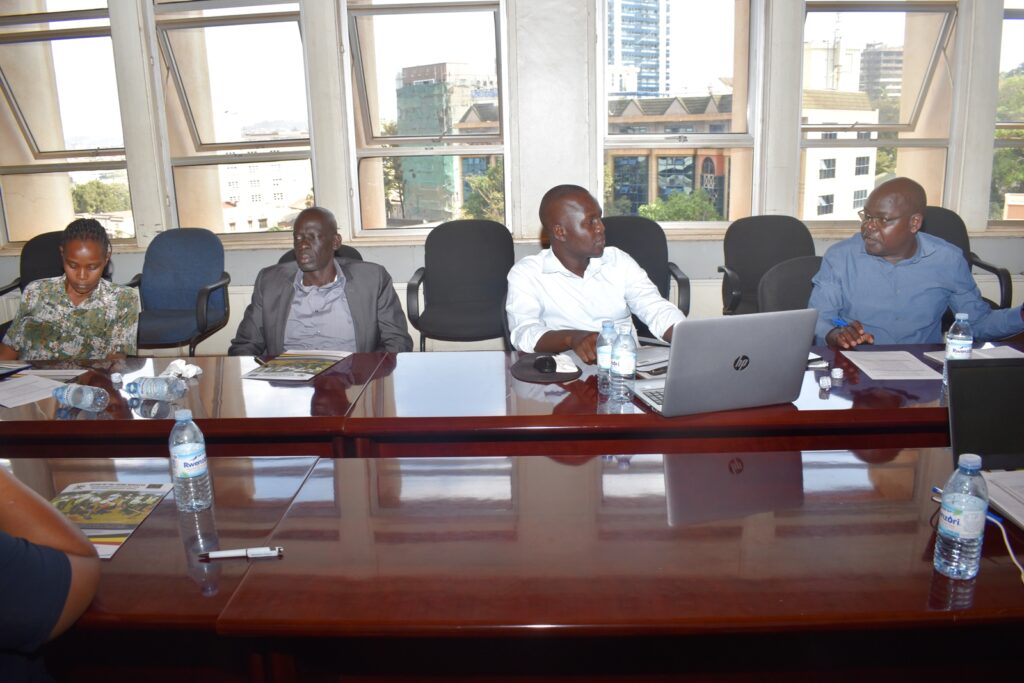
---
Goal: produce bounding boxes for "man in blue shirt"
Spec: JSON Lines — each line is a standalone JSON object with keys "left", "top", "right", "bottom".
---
{"left": 809, "top": 177, "right": 1024, "bottom": 348}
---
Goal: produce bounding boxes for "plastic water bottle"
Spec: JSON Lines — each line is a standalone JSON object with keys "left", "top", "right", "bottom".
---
{"left": 169, "top": 409, "right": 213, "bottom": 512}
{"left": 609, "top": 323, "right": 637, "bottom": 401}
{"left": 933, "top": 453, "right": 988, "bottom": 580}
{"left": 52, "top": 384, "right": 109, "bottom": 412}
{"left": 127, "top": 376, "right": 188, "bottom": 401}
{"left": 596, "top": 320, "right": 616, "bottom": 396}
{"left": 130, "top": 398, "right": 173, "bottom": 419}
{"left": 943, "top": 312, "right": 973, "bottom": 385}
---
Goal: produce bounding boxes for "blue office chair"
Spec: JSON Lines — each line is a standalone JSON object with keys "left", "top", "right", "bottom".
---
{"left": 128, "top": 228, "right": 230, "bottom": 356}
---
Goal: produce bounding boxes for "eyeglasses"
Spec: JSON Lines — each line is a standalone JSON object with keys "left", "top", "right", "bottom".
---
{"left": 857, "top": 210, "right": 906, "bottom": 226}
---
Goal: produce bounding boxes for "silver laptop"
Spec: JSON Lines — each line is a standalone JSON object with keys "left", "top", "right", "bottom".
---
{"left": 634, "top": 309, "right": 817, "bottom": 417}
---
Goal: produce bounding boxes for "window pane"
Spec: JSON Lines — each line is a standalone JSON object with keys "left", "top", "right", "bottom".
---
{"left": 0, "top": 36, "right": 123, "bottom": 152}
{"left": 0, "top": 0, "right": 106, "bottom": 15}
{"left": 798, "top": 147, "right": 945, "bottom": 222}
{"left": 172, "top": 159, "right": 312, "bottom": 234}
{"left": 990, "top": 16, "right": 1024, "bottom": 219}
{"left": 352, "top": 10, "right": 500, "bottom": 141}
{"left": 604, "top": 150, "right": 734, "bottom": 221}
{"left": 607, "top": 0, "right": 747, "bottom": 135}
{"left": 1, "top": 169, "right": 133, "bottom": 241}
{"left": 357, "top": 154, "right": 504, "bottom": 229}
{"left": 803, "top": 9, "right": 949, "bottom": 128}
{"left": 163, "top": 21, "right": 308, "bottom": 146}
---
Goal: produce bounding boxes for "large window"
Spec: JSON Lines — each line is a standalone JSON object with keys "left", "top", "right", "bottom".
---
{"left": 349, "top": 1, "right": 504, "bottom": 230}
{"left": 0, "top": 5, "right": 133, "bottom": 242}
{"left": 992, "top": 4, "right": 1024, "bottom": 221}
{"left": 801, "top": 2, "right": 955, "bottom": 222}
{"left": 603, "top": 0, "right": 752, "bottom": 224}
{"left": 156, "top": 3, "right": 312, "bottom": 235}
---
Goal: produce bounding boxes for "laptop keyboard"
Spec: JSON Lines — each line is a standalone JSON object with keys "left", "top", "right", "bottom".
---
{"left": 642, "top": 388, "right": 664, "bottom": 408}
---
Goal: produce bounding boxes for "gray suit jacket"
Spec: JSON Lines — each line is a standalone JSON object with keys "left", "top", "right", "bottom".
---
{"left": 228, "top": 258, "right": 412, "bottom": 356}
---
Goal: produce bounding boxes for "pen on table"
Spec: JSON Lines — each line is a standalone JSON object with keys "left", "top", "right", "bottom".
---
{"left": 930, "top": 486, "right": 1003, "bottom": 524}
{"left": 198, "top": 546, "right": 284, "bottom": 562}
{"left": 253, "top": 356, "right": 267, "bottom": 366}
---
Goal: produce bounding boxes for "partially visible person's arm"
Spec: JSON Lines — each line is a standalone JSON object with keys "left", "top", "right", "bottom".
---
{"left": 374, "top": 268, "right": 414, "bottom": 353}
{"left": 808, "top": 251, "right": 873, "bottom": 348}
{"left": 534, "top": 329, "right": 599, "bottom": 363}
{"left": 228, "top": 269, "right": 270, "bottom": 356}
{"left": 0, "top": 467, "right": 99, "bottom": 641}
{"left": 946, "top": 256, "right": 1024, "bottom": 341}
{"left": 0, "top": 343, "right": 17, "bottom": 360}
{"left": 618, "top": 250, "right": 684, "bottom": 342}
{"left": 109, "top": 286, "right": 140, "bottom": 357}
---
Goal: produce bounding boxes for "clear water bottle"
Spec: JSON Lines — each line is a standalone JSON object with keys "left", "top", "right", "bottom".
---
{"left": 943, "top": 312, "right": 973, "bottom": 385}
{"left": 127, "top": 376, "right": 188, "bottom": 401}
{"left": 933, "top": 453, "right": 988, "bottom": 580}
{"left": 596, "top": 319, "right": 616, "bottom": 396}
{"left": 178, "top": 506, "right": 221, "bottom": 597}
{"left": 169, "top": 409, "right": 213, "bottom": 512}
{"left": 609, "top": 323, "right": 637, "bottom": 401}
{"left": 52, "top": 384, "right": 109, "bottom": 412}
{"left": 130, "top": 398, "right": 173, "bottom": 419}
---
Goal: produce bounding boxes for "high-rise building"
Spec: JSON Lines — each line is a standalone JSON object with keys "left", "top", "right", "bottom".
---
{"left": 859, "top": 43, "right": 903, "bottom": 100}
{"left": 607, "top": 0, "right": 669, "bottom": 97}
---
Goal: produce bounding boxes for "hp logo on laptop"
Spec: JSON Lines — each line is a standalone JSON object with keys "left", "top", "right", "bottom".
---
{"left": 733, "top": 355, "right": 750, "bottom": 371}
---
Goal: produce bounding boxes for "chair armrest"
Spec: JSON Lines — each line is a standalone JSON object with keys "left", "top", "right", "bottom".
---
{"left": 194, "top": 273, "right": 231, "bottom": 333}
{"left": 668, "top": 262, "right": 690, "bottom": 317}
{"left": 718, "top": 265, "right": 741, "bottom": 315}
{"left": 0, "top": 277, "right": 20, "bottom": 297}
{"left": 126, "top": 273, "right": 142, "bottom": 288}
{"left": 968, "top": 253, "right": 1012, "bottom": 309}
{"left": 406, "top": 267, "right": 425, "bottom": 325}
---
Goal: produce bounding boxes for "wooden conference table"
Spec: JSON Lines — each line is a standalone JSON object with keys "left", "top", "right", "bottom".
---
{"left": 12, "top": 448, "right": 1022, "bottom": 681}
{"left": 0, "top": 344, "right": 971, "bottom": 457}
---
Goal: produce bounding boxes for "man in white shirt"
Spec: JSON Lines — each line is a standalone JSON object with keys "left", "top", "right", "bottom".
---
{"left": 506, "top": 184, "right": 684, "bottom": 363}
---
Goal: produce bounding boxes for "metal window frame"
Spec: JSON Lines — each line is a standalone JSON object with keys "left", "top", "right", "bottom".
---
{"left": 0, "top": 17, "right": 124, "bottom": 161}
{"left": 348, "top": 1, "right": 504, "bottom": 152}
{"left": 155, "top": 10, "right": 310, "bottom": 153}
{"left": 802, "top": 1, "right": 957, "bottom": 135}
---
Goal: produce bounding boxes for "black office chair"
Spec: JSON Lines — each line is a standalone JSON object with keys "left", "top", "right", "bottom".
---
{"left": 0, "top": 230, "right": 113, "bottom": 339}
{"left": 277, "top": 244, "right": 363, "bottom": 264}
{"left": 603, "top": 215, "right": 690, "bottom": 341}
{"left": 718, "top": 215, "right": 814, "bottom": 315}
{"left": 407, "top": 219, "right": 514, "bottom": 352}
{"left": 921, "top": 206, "right": 1012, "bottom": 311}
{"left": 757, "top": 255, "right": 823, "bottom": 313}
{"left": 128, "top": 228, "right": 230, "bottom": 357}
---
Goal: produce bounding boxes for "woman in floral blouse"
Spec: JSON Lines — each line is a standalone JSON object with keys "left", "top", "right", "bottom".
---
{"left": 0, "top": 219, "right": 139, "bottom": 360}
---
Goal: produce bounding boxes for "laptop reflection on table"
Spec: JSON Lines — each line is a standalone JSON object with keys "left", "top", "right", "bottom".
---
{"left": 664, "top": 452, "right": 804, "bottom": 527}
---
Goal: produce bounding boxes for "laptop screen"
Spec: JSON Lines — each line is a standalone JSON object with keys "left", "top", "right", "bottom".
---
{"left": 947, "top": 358, "right": 1024, "bottom": 470}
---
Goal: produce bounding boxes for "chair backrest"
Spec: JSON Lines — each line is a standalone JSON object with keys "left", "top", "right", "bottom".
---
{"left": 277, "top": 244, "right": 363, "bottom": 265}
{"left": 757, "top": 255, "right": 823, "bottom": 313}
{"left": 602, "top": 215, "right": 671, "bottom": 300}
{"left": 140, "top": 228, "right": 225, "bottom": 313}
{"left": 422, "top": 219, "right": 513, "bottom": 306}
{"left": 921, "top": 206, "right": 970, "bottom": 258}
{"left": 723, "top": 215, "right": 814, "bottom": 315}
{"left": 18, "top": 230, "right": 114, "bottom": 290}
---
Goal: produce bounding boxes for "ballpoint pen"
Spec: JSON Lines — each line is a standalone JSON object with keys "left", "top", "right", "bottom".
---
{"left": 198, "top": 546, "right": 284, "bottom": 562}
{"left": 831, "top": 317, "right": 851, "bottom": 328}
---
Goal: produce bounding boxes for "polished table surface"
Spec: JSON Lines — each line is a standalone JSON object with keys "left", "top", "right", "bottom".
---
{"left": 344, "top": 345, "right": 964, "bottom": 456}
{"left": 0, "top": 354, "right": 389, "bottom": 456}
{"left": 4, "top": 455, "right": 318, "bottom": 630}
{"left": 220, "top": 448, "right": 1024, "bottom": 640}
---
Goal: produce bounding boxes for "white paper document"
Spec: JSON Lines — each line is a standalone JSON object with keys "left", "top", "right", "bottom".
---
{"left": 840, "top": 350, "right": 942, "bottom": 380}
{"left": 983, "top": 470, "right": 1024, "bottom": 532}
{"left": 923, "top": 345, "right": 1024, "bottom": 366}
{"left": 0, "top": 375, "right": 65, "bottom": 408}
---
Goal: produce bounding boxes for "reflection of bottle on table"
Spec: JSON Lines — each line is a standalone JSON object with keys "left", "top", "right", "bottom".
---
{"left": 177, "top": 506, "right": 220, "bottom": 597}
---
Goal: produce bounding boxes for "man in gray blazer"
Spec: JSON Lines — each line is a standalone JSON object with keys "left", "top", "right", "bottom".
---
{"left": 228, "top": 207, "right": 412, "bottom": 356}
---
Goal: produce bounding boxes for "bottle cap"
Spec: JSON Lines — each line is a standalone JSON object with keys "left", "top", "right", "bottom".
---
{"left": 957, "top": 453, "right": 982, "bottom": 470}
{"left": 818, "top": 375, "right": 831, "bottom": 390}
{"left": 830, "top": 367, "right": 844, "bottom": 380}
{"left": 110, "top": 372, "right": 122, "bottom": 385}
{"left": 174, "top": 409, "right": 193, "bottom": 422}
{"left": 954, "top": 312, "right": 968, "bottom": 320}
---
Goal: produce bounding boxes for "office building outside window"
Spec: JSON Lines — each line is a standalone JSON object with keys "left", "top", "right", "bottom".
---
{"left": 604, "top": 0, "right": 752, "bottom": 224}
